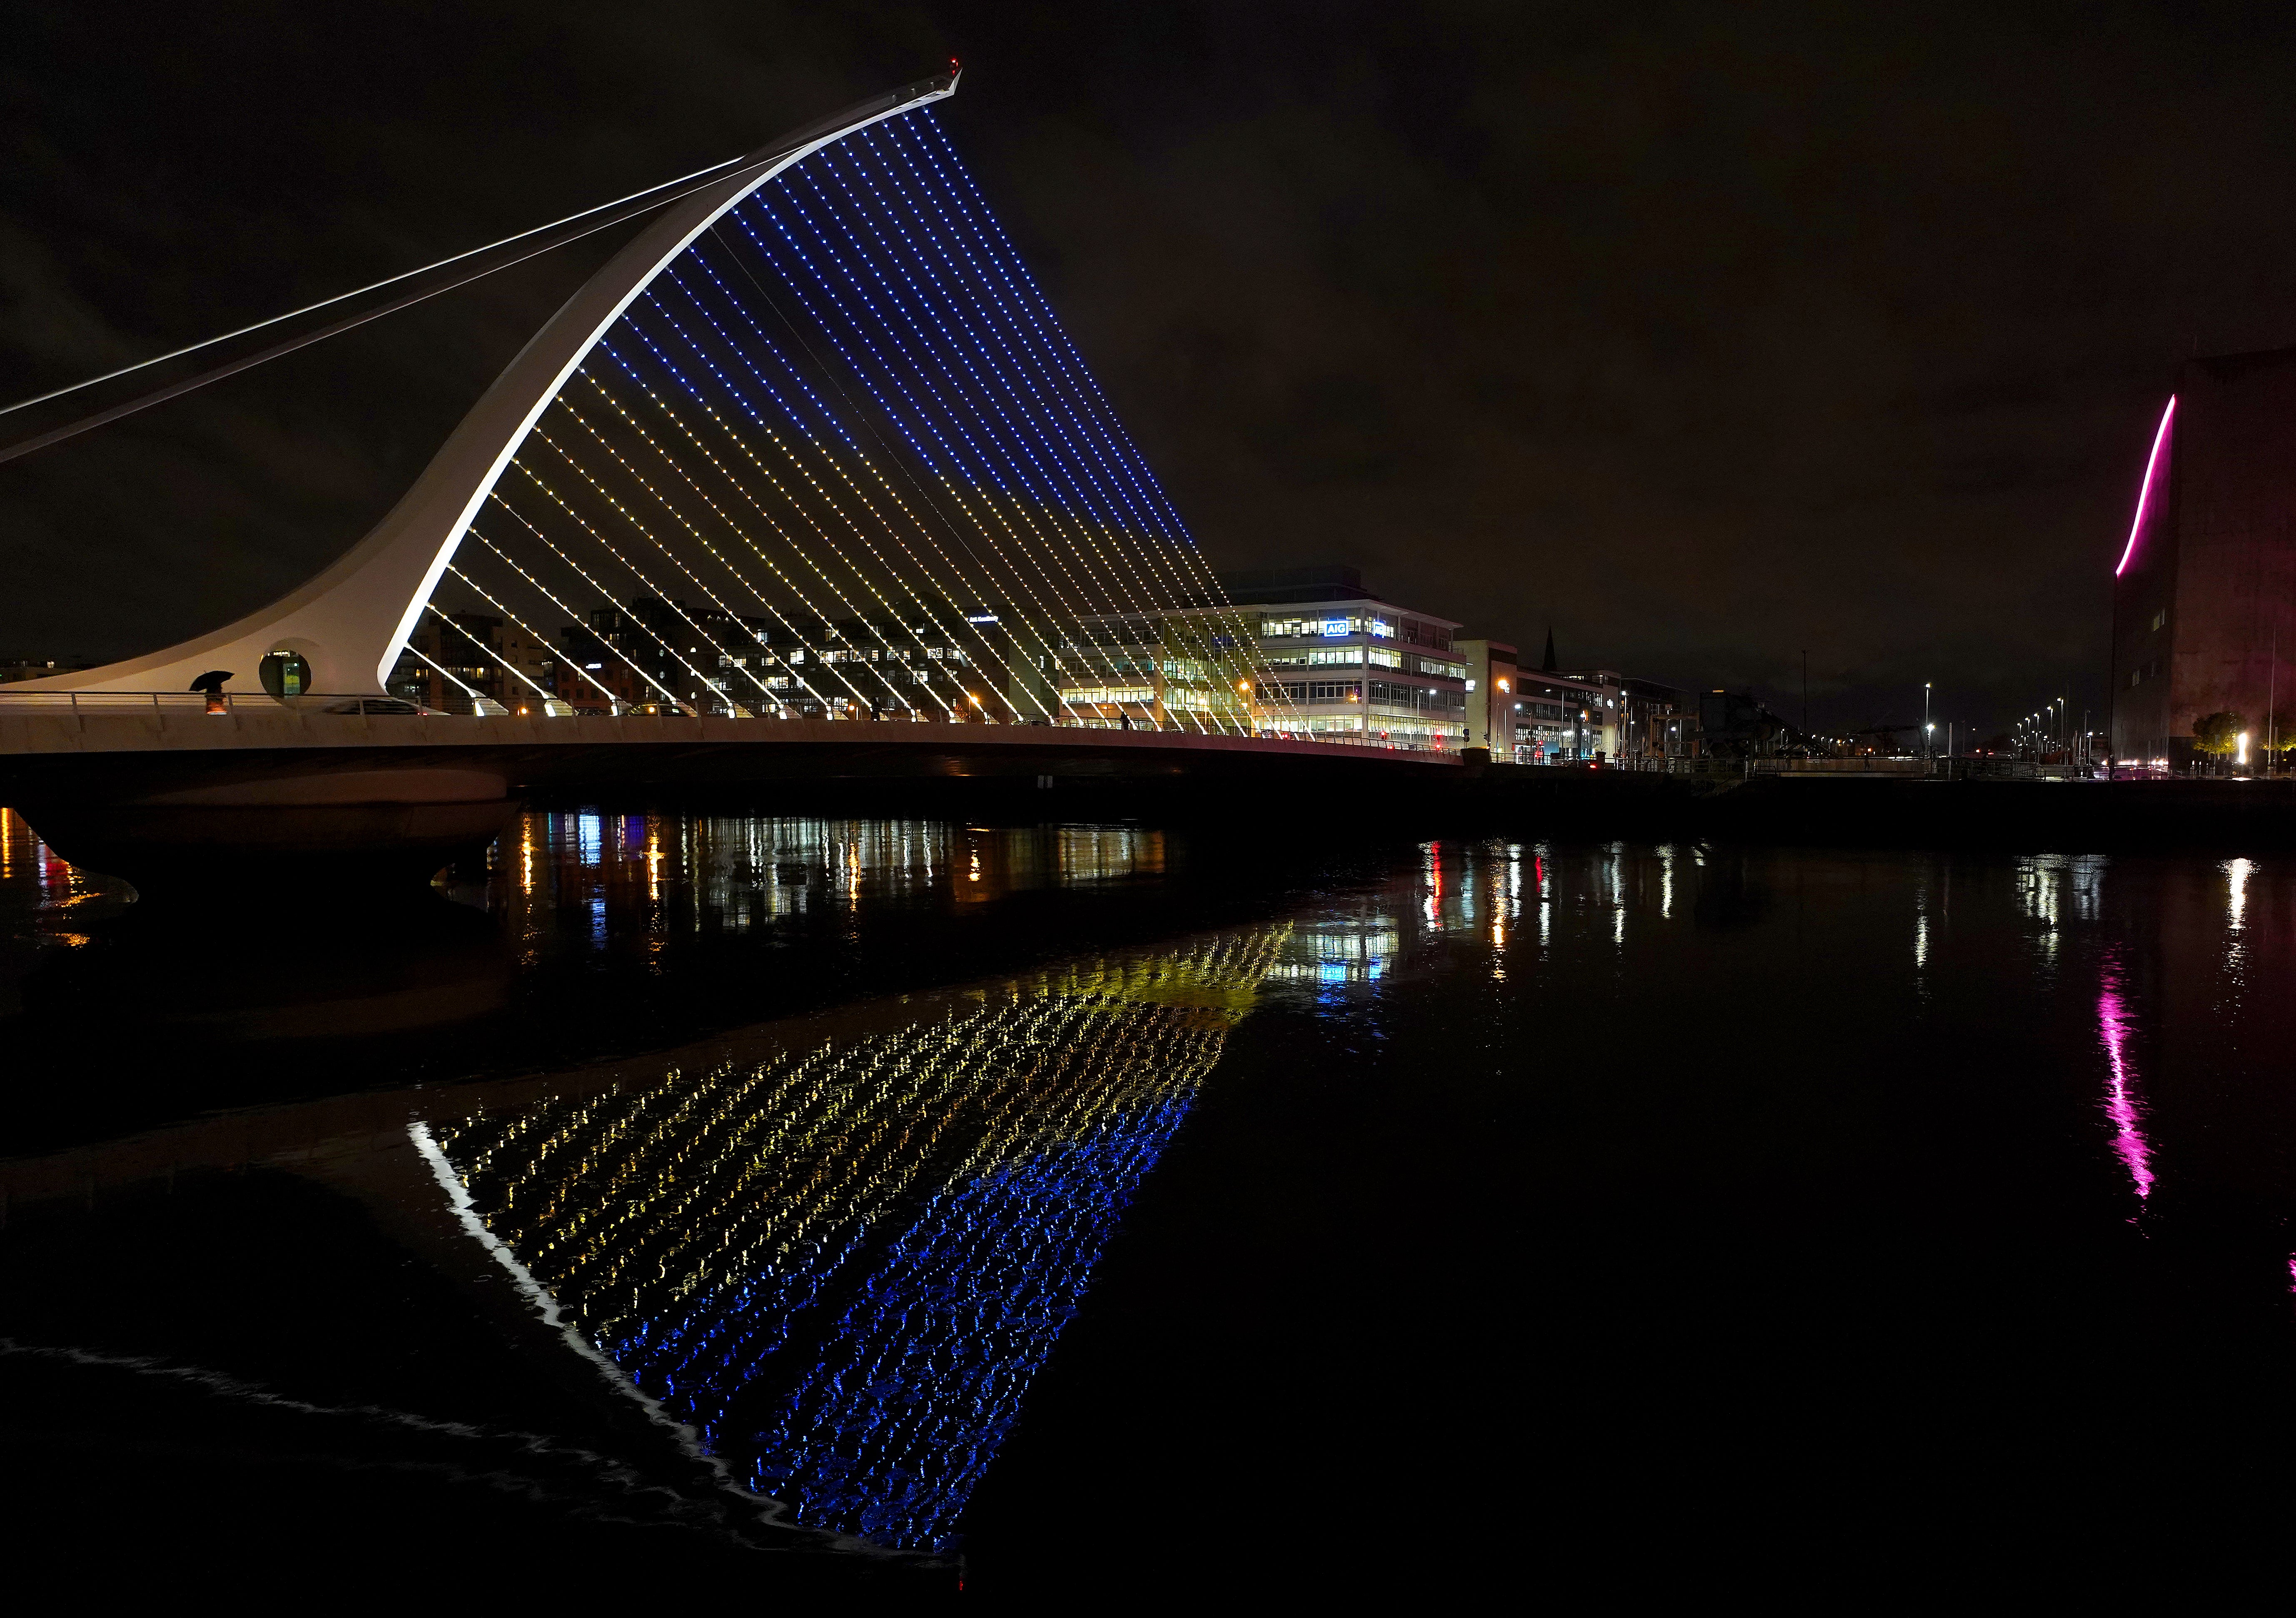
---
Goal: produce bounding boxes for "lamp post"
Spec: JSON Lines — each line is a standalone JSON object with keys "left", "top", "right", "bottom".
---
{"left": 1923, "top": 682, "right": 1932, "bottom": 758}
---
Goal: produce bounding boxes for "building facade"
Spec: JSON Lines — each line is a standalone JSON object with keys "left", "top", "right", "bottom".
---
{"left": 389, "top": 611, "right": 557, "bottom": 712}
{"left": 1219, "top": 567, "right": 1469, "bottom": 749}
{"left": 1597, "top": 672, "right": 1697, "bottom": 758}
{"left": 1055, "top": 609, "right": 1257, "bottom": 733}
{"left": 2111, "top": 346, "right": 2296, "bottom": 769}
{"left": 1515, "top": 672, "right": 1610, "bottom": 761}
{"left": 1454, "top": 638, "right": 1521, "bottom": 757}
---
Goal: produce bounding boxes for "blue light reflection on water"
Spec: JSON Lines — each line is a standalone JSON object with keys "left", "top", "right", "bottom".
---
{"left": 750, "top": 1091, "right": 1198, "bottom": 1550}
{"left": 15, "top": 819, "right": 2286, "bottom": 1572}
{"left": 433, "top": 918, "right": 1278, "bottom": 1553}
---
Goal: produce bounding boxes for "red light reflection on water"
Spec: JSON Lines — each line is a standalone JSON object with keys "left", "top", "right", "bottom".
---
{"left": 2097, "top": 967, "right": 2154, "bottom": 1203}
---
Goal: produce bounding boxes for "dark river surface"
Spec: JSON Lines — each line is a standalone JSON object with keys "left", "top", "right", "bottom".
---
{"left": 5, "top": 804, "right": 2296, "bottom": 1593}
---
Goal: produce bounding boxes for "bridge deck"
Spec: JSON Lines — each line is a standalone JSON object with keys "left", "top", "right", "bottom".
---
{"left": 0, "top": 705, "right": 1457, "bottom": 798}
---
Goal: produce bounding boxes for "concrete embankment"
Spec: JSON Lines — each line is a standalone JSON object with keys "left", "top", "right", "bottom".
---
{"left": 1448, "top": 764, "right": 2296, "bottom": 850}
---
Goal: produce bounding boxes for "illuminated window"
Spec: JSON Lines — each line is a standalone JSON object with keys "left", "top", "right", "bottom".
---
{"left": 259, "top": 648, "right": 312, "bottom": 699}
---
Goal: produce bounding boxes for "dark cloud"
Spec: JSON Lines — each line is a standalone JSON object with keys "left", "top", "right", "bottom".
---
{"left": 5, "top": 1, "right": 2295, "bottom": 734}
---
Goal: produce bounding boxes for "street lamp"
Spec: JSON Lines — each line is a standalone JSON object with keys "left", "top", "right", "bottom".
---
{"left": 1923, "top": 682, "right": 1932, "bottom": 758}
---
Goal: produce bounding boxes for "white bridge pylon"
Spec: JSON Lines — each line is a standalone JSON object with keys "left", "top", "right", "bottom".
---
{"left": 24, "top": 72, "right": 962, "bottom": 699}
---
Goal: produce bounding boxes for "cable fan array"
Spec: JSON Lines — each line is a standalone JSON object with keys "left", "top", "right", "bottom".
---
{"left": 401, "top": 110, "right": 1290, "bottom": 736}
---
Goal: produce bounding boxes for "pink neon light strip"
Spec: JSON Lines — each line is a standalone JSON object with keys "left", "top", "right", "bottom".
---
{"left": 2113, "top": 395, "right": 2177, "bottom": 577}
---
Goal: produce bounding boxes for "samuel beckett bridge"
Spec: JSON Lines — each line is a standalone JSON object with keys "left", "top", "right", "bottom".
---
{"left": 0, "top": 69, "right": 1452, "bottom": 888}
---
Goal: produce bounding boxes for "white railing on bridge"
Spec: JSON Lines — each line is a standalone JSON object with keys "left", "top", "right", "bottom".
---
{"left": 0, "top": 689, "right": 1462, "bottom": 754}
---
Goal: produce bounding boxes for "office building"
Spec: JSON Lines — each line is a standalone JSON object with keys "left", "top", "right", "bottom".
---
{"left": 1454, "top": 638, "right": 1520, "bottom": 756}
{"left": 1219, "top": 567, "right": 1470, "bottom": 749}
{"left": 2112, "top": 346, "right": 2296, "bottom": 768}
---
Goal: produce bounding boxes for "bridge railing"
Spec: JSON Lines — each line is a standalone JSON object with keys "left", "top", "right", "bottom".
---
{"left": 0, "top": 689, "right": 1462, "bottom": 753}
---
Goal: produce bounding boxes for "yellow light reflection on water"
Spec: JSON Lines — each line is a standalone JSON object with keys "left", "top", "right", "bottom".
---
{"left": 428, "top": 923, "right": 1289, "bottom": 1550}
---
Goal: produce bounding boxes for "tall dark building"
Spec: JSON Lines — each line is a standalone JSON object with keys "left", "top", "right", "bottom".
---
{"left": 2112, "top": 347, "right": 2296, "bottom": 768}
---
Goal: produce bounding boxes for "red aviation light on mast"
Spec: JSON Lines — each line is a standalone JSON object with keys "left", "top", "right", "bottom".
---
{"left": 2114, "top": 395, "right": 2177, "bottom": 577}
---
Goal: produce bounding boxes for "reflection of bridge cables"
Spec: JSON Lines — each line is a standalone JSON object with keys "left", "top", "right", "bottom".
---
{"left": 434, "top": 921, "right": 1287, "bottom": 1517}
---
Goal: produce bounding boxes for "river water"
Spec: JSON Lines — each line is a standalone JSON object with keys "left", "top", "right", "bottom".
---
{"left": 2, "top": 807, "right": 2293, "bottom": 1592}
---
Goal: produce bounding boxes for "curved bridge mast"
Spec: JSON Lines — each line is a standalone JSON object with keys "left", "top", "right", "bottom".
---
{"left": 20, "top": 68, "right": 960, "bottom": 699}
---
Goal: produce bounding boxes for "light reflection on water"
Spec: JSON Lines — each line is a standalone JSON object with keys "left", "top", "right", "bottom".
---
{"left": 488, "top": 814, "right": 1168, "bottom": 959}
{"left": 10, "top": 819, "right": 2296, "bottom": 1567}
{"left": 430, "top": 930, "right": 1284, "bottom": 1552}
{"left": 2097, "top": 959, "right": 2155, "bottom": 1206}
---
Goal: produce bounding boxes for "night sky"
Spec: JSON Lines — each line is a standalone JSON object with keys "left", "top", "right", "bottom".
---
{"left": 7, "top": 2, "right": 2296, "bottom": 738}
